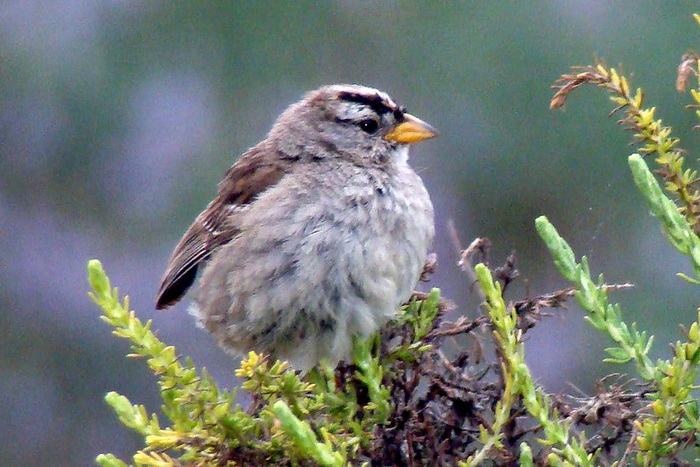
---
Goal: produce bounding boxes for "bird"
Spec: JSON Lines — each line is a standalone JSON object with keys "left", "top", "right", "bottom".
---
{"left": 156, "top": 84, "right": 437, "bottom": 371}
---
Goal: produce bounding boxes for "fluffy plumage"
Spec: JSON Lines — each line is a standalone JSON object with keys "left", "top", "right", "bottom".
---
{"left": 156, "top": 84, "right": 436, "bottom": 370}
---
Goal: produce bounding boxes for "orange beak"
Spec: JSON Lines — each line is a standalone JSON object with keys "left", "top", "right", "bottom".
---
{"left": 384, "top": 113, "right": 438, "bottom": 144}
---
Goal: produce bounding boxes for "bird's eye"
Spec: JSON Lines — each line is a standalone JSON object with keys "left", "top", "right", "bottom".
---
{"left": 358, "top": 119, "right": 379, "bottom": 134}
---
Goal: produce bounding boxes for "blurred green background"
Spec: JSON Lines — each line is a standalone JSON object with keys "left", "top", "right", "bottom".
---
{"left": 2, "top": 2, "right": 700, "bottom": 465}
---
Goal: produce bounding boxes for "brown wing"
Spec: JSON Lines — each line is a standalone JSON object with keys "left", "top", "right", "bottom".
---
{"left": 155, "top": 142, "right": 290, "bottom": 309}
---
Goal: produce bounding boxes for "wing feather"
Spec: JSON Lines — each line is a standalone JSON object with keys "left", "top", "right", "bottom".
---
{"left": 155, "top": 142, "right": 289, "bottom": 309}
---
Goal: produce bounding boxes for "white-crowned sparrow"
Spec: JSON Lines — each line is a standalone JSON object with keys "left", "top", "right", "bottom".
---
{"left": 156, "top": 84, "right": 436, "bottom": 371}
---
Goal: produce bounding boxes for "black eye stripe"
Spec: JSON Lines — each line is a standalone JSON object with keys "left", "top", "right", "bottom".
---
{"left": 338, "top": 91, "right": 395, "bottom": 115}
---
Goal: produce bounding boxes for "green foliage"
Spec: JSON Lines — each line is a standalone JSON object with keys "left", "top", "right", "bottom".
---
{"left": 89, "top": 258, "right": 445, "bottom": 465}
{"left": 536, "top": 216, "right": 657, "bottom": 381}
{"left": 465, "top": 264, "right": 593, "bottom": 467}
{"left": 546, "top": 32, "right": 700, "bottom": 465}
{"left": 552, "top": 62, "right": 700, "bottom": 233}
{"left": 628, "top": 154, "right": 700, "bottom": 281}
{"left": 537, "top": 209, "right": 700, "bottom": 465}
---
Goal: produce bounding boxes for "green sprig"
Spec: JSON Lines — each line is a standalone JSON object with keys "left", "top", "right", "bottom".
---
{"left": 272, "top": 400, "right": 345, "bottom": 467}
{"left": 629, "top": 153, "right": 700, "bottom": 280}
{"left": 535, "top": 218, "right": 657, "bottom": 381}
{"left": 465, "top": 264, "right": 593, "bottom": 467}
